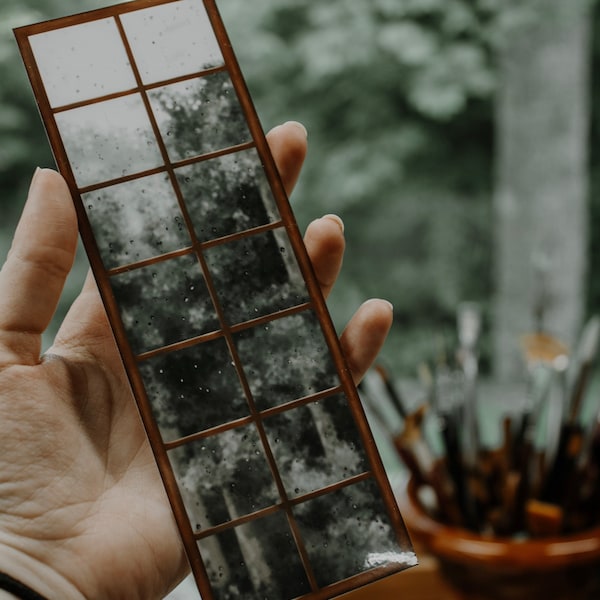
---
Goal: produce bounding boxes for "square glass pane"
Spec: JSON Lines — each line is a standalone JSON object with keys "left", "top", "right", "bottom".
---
{"left": 175, "top": 149, "right": 280, "bottom": 242}
{"left": 168, "top": 425, "right": 279, "bottom": 530}
{"left": 198, "top": 511, "right": 310, "bottom": 600}
{"left": 29, "top": 18, "right": 135, "bottom": 108}
{"left": 82, "top": 173, "right": 191, "bottom": 269}
{"left": 263, "top": 395, "right": 368, "bottom": 498}
{"left": 55, "top": 95, "right": 163, "bottom": 188}
{"left": 204, "top": 229, "right": 309, "bottom": 325}
{"left": 138, "top": 337, "right": 248, "bottom": 440}
{"left": 148, "top": 73, "right": 251, "bottom": 161}
{"left": 110, "top": 254, "right": 219, "bottom": 354}
{"left": 293, "top": 479, "right": 416, "bottom": 588}
{"left": 120, "top": 0, "right": 224, "bottom": 85}
{"left": 234, "top": 311, "right": 338, "bottom": 410}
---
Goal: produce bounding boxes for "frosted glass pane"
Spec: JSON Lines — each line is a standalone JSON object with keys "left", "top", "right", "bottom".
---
{"left": 121, "top": 0, "right": 224, "bottom": 84}
{"left": 30, "top": 19, "right": 135, "bottom": 107}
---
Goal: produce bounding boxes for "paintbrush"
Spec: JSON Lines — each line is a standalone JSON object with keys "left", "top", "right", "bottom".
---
{"left": 359, "top": 372, "right": 434, "bottom": 486}
{"left": 539, "top": 317, "right": 600, "bottom": 508}
{"left": 519, "top": 330, "right": 570, "bottom": 503}
{"left": 566, "top": 315, "right": 600, "bottom": 425}
{"left": 456, "top": 302, "right": 482, "bottom": 471}
{"left": 363, "top": 367, "right": 464, "bottom": 524}
{"left": 374, "top": 363, "right": 409, "bottom": 421}
{"left": 433, "top": 366, "right": 482, "bottom": 530}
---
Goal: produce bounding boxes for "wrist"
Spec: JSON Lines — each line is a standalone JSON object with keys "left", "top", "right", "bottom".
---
{"left": 0, "top": 534, "right": 86, "bottom": 600}
{"left": 0, "top": 572, "right": 49, "bottom": 600}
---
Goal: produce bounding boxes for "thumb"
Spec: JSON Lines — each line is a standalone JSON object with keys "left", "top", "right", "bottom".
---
{"left": 0, "top": 169, "right": 77, "bottom": 365}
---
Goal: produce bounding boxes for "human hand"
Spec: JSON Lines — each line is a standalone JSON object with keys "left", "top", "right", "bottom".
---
{"left": 0, "top": 121, "right": 393, "bottom": 600}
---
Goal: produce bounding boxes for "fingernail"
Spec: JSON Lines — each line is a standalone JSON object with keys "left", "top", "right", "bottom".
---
{"left": 28, "top": 167, "right": 43, "bottom": 193}
{"left": 363, "top": 298, "right": 394, "bottom": 313}
{"left": 285, "top": 120, "right": 308, "bottom": 139}
{"left": 323, "top": 214, "right": 344, "bottom": 233}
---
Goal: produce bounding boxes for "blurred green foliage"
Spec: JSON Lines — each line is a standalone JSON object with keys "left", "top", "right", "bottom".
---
{"left": 0, "top": 0, "right": 597, "bottom": 374}
{"left": 220, "top": 0, "right": 499, "bottom": 372}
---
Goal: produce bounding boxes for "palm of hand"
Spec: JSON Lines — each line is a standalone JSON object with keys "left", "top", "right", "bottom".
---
{"left": 0, "top": 324, "right": 187, "bottom": 599}
{"left": 0, "top": 123, "right": 393, "bottom": 600}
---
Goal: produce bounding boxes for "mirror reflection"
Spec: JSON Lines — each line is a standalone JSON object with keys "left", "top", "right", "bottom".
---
{"left": 263, "top": 395, "right": 368, "bottom": 498}
{"left": 148, "top": 73, "right": 251, "bottom": 162}
{"left": 29, "top": 19, "right": 135, "bottom": 108}
{"left": 138, "top": 337, "right": 248, "bottom": 440}
{"left": 83, "top": 173, "right": 190, "bottom": 269}
{"left": 55, "top": 95, "right": 163, "bottom": 188}
{"left": 205, "top": 229, "right": 309, "bottom": 325}
{"left": 293, "top": 479, "right": 410, "bottom": 587}
{"left": 234, "top": 311, "right": 339, "bottom": 410}
{"left": 168, "top": 425, "right": 278, "bottom": 528}
{"left": 120, "top": 0, "right": 224, "bottom": 85}
{"left": 197, "top": 511, "right": 311, "bottom": 600}
{"left": 176, "top": 148, "right": 279, "bottom": 242}
{"left": 110, "top": 254, "right": 219, "bottom": 354}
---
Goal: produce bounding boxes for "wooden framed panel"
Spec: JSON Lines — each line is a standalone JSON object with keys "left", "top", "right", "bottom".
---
{"left": 14, "top": 1, "right": 416, "bottom": 598}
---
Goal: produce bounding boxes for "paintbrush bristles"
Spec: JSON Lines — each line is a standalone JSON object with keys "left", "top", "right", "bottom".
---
{"left": 388, "top": 311, "right": 600, "bottom": 538}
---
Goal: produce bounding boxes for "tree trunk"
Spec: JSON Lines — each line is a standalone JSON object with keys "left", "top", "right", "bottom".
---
{"left": 493, "top": 1, "right": 591, "bottom": 380}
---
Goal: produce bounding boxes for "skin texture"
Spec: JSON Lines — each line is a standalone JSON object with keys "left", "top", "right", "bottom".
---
{"left": 0, "top": 122, "right": 393, "bottom": 600}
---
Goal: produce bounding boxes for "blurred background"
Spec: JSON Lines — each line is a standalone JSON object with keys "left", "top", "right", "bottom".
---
{"left": 2, "top": 0, "right": 600, "bottom": 383}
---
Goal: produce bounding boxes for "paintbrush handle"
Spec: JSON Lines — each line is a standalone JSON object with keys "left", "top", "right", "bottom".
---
{"left": 374, "top": 364, "right": 408, "bottom": 420}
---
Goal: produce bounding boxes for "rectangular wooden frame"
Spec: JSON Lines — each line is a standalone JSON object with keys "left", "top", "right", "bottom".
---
{"left": 14, "top": 1, "right": 414, "bottom": 598}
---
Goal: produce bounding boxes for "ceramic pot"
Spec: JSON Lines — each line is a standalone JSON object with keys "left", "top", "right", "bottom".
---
{"left": 397, "top": 478, "right": 600, "bottom": 600}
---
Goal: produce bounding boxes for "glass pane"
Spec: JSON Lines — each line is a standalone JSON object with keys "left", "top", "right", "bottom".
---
{"left": 148, "top": 72, "right": 251, "bottom": 162}
{"left": 198, "top": 511, "right": 310, "bottom": 600}
{"left": 293, "top": 479, "right": 417, "bottom": 588}
{"left": 138, "top": 337, "right": 248, "bottom": 440}
{"left": 82, "top": 173, "right": 190, "bottom": 269}
{"left": 110, "top": 254, "right": 219, "bottom": 354}
{"left": 55, "top": 95, "right": 163, "bottom": 188}
{"left": 168, "top": 425, "right": 279, "bottom": 529}
{"left": 263, "top": 395, "right": 368, "bottom": 498}
{"left": 120, "top": 0, "right": 224, "bottom": 85}
{"left": 204, "top": 229, "right": 309, "bottom": 325}
{"left": 176, "top": 148, "right": 280, "bottom": 242}
{"left": 29, "top": 18, "right": 135, "bottom": 108}
{"left": 234, "top": 311, "right": 338, "bottom": 410}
